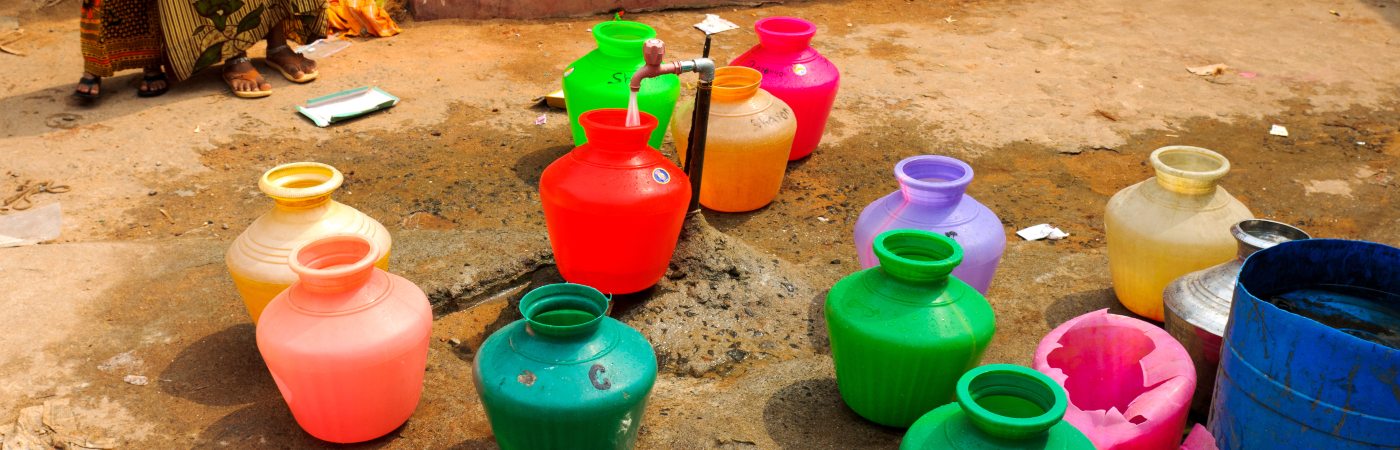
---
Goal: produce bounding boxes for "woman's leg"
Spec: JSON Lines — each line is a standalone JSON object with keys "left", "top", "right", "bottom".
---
{"left": 264, "top": 22, "right": 318, "bottom": 81}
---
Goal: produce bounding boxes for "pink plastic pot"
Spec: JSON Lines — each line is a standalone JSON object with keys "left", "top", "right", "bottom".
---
{"left": 256, "top": 234, "right": 432, "bottom": 443}
{"left": 1180, "top": 424, "right": 1218, "bottom": 450}
{"left": 1032, "top": 309, "right": 1195, "bottom": 450}
{"left": 731, "top": 16, "right": 840, "bottom": 160}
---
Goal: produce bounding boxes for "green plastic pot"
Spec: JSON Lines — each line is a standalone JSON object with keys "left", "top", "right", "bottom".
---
{"left": 561, "top": 20, "right": 680, "bottom": 149}
{"left": 826, "top": 229, "right": 996, "bottom": 428}
{"left": 473, "top": 283, "right": 657, "bottom": 449}
{"left": 901, "top": 364, "right": 1095, "bottom": 449}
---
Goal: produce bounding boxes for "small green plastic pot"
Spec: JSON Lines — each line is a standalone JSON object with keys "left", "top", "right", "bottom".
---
{"left": 901, "top": 364, "right": 1095, "bottom": 449}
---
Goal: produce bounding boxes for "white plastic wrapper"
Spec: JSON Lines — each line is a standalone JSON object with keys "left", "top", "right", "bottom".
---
{"left": 0, "top": 202, "right": 61, "bottom": 248}
{"left": 694, "top": 14, "right": 739, "bottom": 35}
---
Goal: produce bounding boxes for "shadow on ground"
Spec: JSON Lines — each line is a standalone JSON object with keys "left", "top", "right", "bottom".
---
{"left": 198, "top": 397, "right": 410, "bottom": 448}
{"left": 158, "top": 324, "right": 278, "bottom": 406}
{"left": 761, "top": 378, "right": 901, "bottom": 449}
{"left": 1044, "top": 288, "right": 1144, "bottom": 329}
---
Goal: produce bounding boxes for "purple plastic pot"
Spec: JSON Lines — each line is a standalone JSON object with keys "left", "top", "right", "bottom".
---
{"left": 853, "top": 155, "right": 1006, "bottom": 294}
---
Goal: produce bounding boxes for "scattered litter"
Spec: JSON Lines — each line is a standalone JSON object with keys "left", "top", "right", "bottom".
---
{"left": 1269, "top": 124, "right": 1289, "bottom": 137}
{"left": 174, "top": 189, "right": 196, "bottom": 197}
{"left": 3, "top": 179, "right": 70, "bottom": 211}
{"left": 122, "top": 375, "right": 149, "bottom": 386}
{"left": 0, "top": 202, "right": 60, "bottom": 248}
{"left": 1238, "top": 71, "right": 1257, "bottom": 78}
{"left": 158, "top": 208, "right": 174, "bottom": 223}
{"left": 296, "top": 37, "right": 352, "bottom": 60}
{"left": 0, "top": 16, "right": 23, "bottom": 56}
{"left": 297, "top": 86, "right": 399, "bottom": 127}
{"left": 97, "top": 351, "right": 142, "bottom": 372}
{"left": 1017, "top": 223, "right": 1069, "bottom": 241}
{"left": 1094, "top": 109, "right": 1119, "bottom": 122}
{"left": 1187, "top": 63, "right": 1228, "bottom": 76}
{"left": 1357, "top": 141, "right": 1366, "bottom": 146}
{"left": 1329, "top": 9, "right": 1340, "bottom": 16}
{"left": 533, "top": 89, "right": 566, "bottom": 109}
{"left": 694, "top": 14, "right": 738, "bottom": 35}
{"left": 944, "top": 16, "right": 956, "bottom": 23}
{"left": 534, "top": 114, "right": 548, "bottom": 125}
{"left": 817, "top": 216, "right": 830, "bottom": 222}
{"left": 2, "top": 399, "right": 118, "bottom": 449}
{"left": 193, "top": 125, "right": 201, "bottom": 133}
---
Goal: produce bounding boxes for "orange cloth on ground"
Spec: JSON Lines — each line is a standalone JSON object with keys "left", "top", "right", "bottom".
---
{"left": 328, "top": 0, "right": 400, "bottom": 37}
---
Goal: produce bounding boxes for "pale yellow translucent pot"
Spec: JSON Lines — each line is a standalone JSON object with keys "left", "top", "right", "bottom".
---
{"left": 226, "top": 162, "right": 392, "bottom": 323}
{"left": 1105, "top": 146, "right": 1252, "bottom": 321}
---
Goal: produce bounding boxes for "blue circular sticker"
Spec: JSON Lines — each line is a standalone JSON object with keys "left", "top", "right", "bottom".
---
{"left": 652, "top": 168, "right": 671, "bottom": 184}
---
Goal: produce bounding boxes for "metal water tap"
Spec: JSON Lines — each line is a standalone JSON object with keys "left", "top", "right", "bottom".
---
{"left": 629, "top": 39, "right": 716, "bottom": 91}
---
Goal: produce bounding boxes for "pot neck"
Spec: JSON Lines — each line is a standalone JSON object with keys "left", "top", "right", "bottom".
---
{"left": 873, "top": 229, "right": 962, "bottom": 287}
{"left": 957, "top": 364, "right": 1069, "bottom": 440}
{"left": 579, "top": 109, "right": 657, "bottom": 152}
{"left": 260, "top": 162, "right": 343, "bottom": 210}
{"left": 1232, "top": 219, "right": 1310, "bottom": 260}
{"left": 520, "top": 284, "right": 609, "bottom": 340}
{"left": 593, "top": 20, "right": 656, "bottom": 58}
{"left": 1149, "top": 146, "right": 1230, "bottom": 195}
{"left": 289, "top": 234, "right": 380, "bottom": 305}
{"left": 894, "top": 155, "right": 973, "bottom": 206}
{"left": 755, "top": 16, "right": 816, "bottom": 53}
{"left": 711, "top": 66, "right": 762, "bottom": 102}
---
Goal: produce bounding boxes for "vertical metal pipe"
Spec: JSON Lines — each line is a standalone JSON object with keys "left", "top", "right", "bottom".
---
{"left": 702, "top": 35, "right": 713, "bottom": 59}
{"left": 685, "top": 80, "right": 712, "bottom": 213}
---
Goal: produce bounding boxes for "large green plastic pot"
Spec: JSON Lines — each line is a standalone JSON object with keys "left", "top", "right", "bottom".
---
{"left": 825, "top": 229, "right": 996, "bottom": 428}
{"left": 561, "top": 20, "right": 680, "bottom": 148}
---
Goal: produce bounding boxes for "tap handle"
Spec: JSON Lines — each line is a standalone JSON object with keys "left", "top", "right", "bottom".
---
{"left": 643, "top": 39, "right": 665, "bottom": 65}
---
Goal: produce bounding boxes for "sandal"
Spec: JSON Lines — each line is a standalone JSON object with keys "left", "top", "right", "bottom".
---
{"left": 222, "top": 56, "right": 272, "bottom": 99}
{"left": 137, "top": 68, "right": 170, "bottom": 98}
{"left": 73, "top": 74, "right": 100, "bottom": 101}
{"left": 265, "top": 45, "right": 319, "bottom": 83}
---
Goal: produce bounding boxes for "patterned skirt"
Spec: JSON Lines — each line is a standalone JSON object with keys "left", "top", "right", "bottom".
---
{"left": 81, "top": 0, "right": 165, "bottom": 77}
{"left": 158, "top": 0, "right": 328, "bottom": 81}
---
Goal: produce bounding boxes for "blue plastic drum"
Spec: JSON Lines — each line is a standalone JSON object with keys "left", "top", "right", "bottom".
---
{"left": 1209, "top": 239, "right": 1400, "bottom": 449}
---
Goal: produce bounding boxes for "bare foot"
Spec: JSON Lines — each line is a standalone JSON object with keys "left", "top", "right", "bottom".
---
{"left": 267, "top": 46, "right": 318, "bottom": 82}
{"left": 221, "top": 56, "right": 272, "bottom": 98}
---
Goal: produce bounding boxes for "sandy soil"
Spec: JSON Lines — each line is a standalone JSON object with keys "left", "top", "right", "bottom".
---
{"left": 1, "top": 0, "right": 1398, "bottom": 447}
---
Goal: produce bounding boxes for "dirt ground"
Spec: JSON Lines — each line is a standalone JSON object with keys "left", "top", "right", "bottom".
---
{"left": 2, "top": 0, "right": 1398, "bottom": 448}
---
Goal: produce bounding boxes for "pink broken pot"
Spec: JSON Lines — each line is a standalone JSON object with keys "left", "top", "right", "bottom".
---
{"left": 1180, "top": 424, "right": 1218, "bottom": 450}
{"left": 1032, "top": 309, "right": 1196, "bottom": 450}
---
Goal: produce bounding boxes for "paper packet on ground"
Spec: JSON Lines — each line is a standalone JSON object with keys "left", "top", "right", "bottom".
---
{"left": 297, "top": 86, "right": 399, "bottom": 127}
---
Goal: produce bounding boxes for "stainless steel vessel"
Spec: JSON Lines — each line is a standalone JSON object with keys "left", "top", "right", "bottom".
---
{"left": 1163, "top": 219, "right": 1309, "bottom": 415}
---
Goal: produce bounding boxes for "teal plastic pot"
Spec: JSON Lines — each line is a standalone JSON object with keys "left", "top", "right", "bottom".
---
{"left": 473, "top": 283, "right": 658, "bottom": 449}
{"left": 901, "top": 364, "right": 1095, "bottom": 449}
